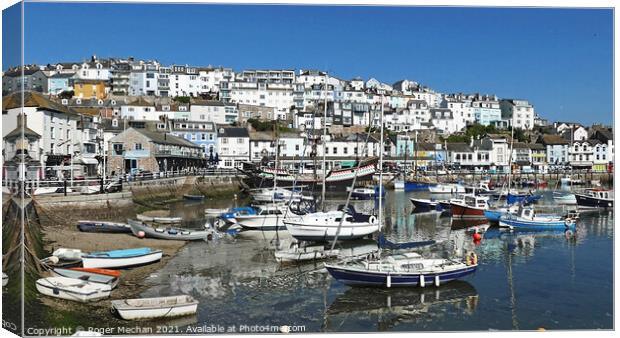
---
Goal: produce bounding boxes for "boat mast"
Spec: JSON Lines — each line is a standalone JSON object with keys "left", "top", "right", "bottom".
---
{"left": 378, "top": 95, "right": 384, "bottom": 232}
{"left": 321, "top": 74, "right": 328, "bottom": 211}
{"left": 273, "top": 119, "right": 279, "bottom": 202}
{"left": 508, "top": 124, "right": 515, "bottom": 192}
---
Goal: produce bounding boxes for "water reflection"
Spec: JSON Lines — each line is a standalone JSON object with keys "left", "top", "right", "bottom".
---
{"left": 324, "top": 281, "right": 478, "bottom": 332}
{"left": 146, "top": 189, "right": 614, "bottom": 331}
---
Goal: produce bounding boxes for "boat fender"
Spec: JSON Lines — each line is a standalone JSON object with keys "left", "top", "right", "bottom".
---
{"left": 564, "top": 219, "right": 572, "bottom": 227}
{"left": 369, "top": 216, "right": 377, "bottom": 224}
{"left": 53, "top": 287, "right": 60, "bottom": 295}
{"left": 386, "top": 273, "right": 391, "bottom": 288}
{"left": 137, "top": 231, "right": 145, "bottom": 239}
{"left": 467, "top": 252, "right": 478, "bottom": 266}
{"left": 434, "top": 275, "right": 440, "bottom": 287}
{"left": 420, "top": 274, "right": 425, "bottom": 287}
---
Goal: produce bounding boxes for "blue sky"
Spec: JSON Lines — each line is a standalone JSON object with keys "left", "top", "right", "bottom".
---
{"left": 4, "top": 3, "right": 614, "bottom": 124}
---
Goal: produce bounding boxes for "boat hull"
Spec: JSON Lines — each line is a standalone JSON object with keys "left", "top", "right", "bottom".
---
{"left": 36, "top": 277, "right": 111, "bottom": 302}
{"left": 575, "top": 194, "right": 613, "bottom": 209}
{"left": 128, "top": 220, "right": 213, "bottom": 241}
{"left": 112, "top": 296, "right": 198, "bottom": 320}
{"left": 410, "top": 198, "right": 439, "bottom": 211}
{"left": 82, "top": 251, "right": 163, "bottom": 269}
{"left": 51, "top": 268, "right": 119, "bottom": 289}
{"left": 284, "top": 222, "right": 378, "bottom": 242}
{"left": 235, "top": 215, "right": 287, "bottom": 231}
{"left": 450, "top": 203, "right": 486, "bottom": 219}
{"left": 77, "top": 221, "right": 132, "bottom": 234}
{"left": 325, "top": 265, "right": 477, "bottom": 287}
{"left": 499, "top": 218, "right": 576, "bottom": 231}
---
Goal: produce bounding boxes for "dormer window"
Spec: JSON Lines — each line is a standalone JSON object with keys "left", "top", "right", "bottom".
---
{"left": 111, "top": 100, "right": 116, "bottom": 105}
{"left": 98, "top": 99, "right": 103, "bottom": 105}
{"left": 112, "top": 119, "right": 118, "bottom": 127}
{"left": 76, "top": 98, "right": 82, "bottom": 104}
{"left": 61, "top": 99, "right": 68, "bottom": 105}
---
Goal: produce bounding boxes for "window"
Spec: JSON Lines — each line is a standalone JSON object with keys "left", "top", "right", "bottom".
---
{"left": 201, "top": 134, "right": 206, "bottom": 140}
{"left": 222, "top": 138, "right": 228, "bottom": 144}
{"left": 51, "top": 127, "right": 55, "bottom": 139}
{"left": 333, "top": 147, "right": 337, "bottom": 154}
{"left": 66, "top": 130, "right": 70, "bottom": 139}
{"left": 135, "top": 143, "right": 143, "bottom": 150}
{"left": 237, "top": 138, "right": 244, "bottom": 144}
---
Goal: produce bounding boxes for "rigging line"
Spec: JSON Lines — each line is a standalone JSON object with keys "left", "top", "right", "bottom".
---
{"left": 329, "top": 101, "right": 378, "bottom": 252}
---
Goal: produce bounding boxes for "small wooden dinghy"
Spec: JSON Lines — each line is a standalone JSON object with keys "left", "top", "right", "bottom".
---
{"left": 128, "top": 220, "right": 215, "bottom": 241}
{"left": 36, "top": 276, "right": 112, "bottom": 302}
{"left": 51, "top": 268, "right": 119, "bottom": 288}
{"left": 136, "top": 213, "right": 182, "bottom": 223}
{"left": 69, "top": 267, "right": 121, "bottom": 278}
{"left": 77, "top": 220, "right": 132, "bottom": 233}
{"left": 111, "top": 295, "right": 199, "bottom": 320}
{"left": 82, "top": 248, "right": 163, "bottom": 269}
{"left": 275, "top": 245, "right": 340, "bottom": 263}
{"left": 183, "top": 194, "right": 204, "bottom": 201}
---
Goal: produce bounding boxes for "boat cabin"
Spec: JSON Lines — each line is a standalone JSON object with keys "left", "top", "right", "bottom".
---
{"left": 586, "top": 189, "right": 612, "bottom": 200}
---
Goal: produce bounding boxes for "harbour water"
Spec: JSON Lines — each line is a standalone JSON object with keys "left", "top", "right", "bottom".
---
{"left": 136, "top": 189, "right": 613, "bottom": 332}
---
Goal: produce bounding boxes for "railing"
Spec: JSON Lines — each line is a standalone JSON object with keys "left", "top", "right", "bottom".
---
{"left": 1, "top": 168, "right": 241, "bottom": 195}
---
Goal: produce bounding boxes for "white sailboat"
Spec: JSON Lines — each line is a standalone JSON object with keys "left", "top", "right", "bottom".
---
{"left": 284, "top": 93, "right": 383, "bottom": 242}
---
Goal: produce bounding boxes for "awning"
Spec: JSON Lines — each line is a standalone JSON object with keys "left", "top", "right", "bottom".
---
{"left": 80, "top": 158, "right": 99, "bottom": 165}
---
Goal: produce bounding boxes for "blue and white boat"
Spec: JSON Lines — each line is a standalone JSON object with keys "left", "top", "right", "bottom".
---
{"left": 483, "top": 205, "right": 520, "bottom": 222}
{"left": 499, "top": 207, "right": 576, "bottom": 231}
{"left": 325, "top": 252, "right": 478, "bottom": 288}
{"left": 506, "top": 193, "right": 542, "bottom": 205}
{"left": 81, "top": 248, "right": 163, "bottom": 269}
{"left": 219, "top": 206, "right": 257, "bottom": 224}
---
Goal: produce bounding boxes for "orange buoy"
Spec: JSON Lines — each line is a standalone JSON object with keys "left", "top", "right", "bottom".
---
{"left": 472, "top": 232, "right": 482, "bottom": 241}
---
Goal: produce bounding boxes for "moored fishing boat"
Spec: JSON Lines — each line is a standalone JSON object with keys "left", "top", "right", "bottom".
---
{"left": 325, "top": 252, "right": 478, "bottom": 287}
{"left": 498, "top": 206, "right": 577, "bottom": 231}
{"left": 51, "top": 268, "right": 119, "bottom": 288}
{"left": 128, "top": 220, "right": 215, "bottom": 241}
{"left": 450, "top": 195, "right": 489, "bottom": 219}
{"left": 574, "top": 188, "right": 613, "bottom": 209}
{"left": 111, "top": 295, "right": 199, "bottom": 320}
{"left": 36, "top": 276, "right": 112, "bottom": 302}
{"left": 81, "top": 248, "right": 163, "bottom": 269}
{"left": 77, "top": 220, "right": 132, "bottom": 234}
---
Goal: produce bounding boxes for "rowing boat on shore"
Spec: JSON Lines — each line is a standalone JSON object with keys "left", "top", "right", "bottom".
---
{"left": 36, "top": 276, "right": 112, "bottom": 302}
{"left": 111, "top": 295, "right": 199, "bottom": 320}
{"left": 81, "top": 248, "right": 163, "bottom": 269}
{"left": 127, "top": 219, "right": 215, "bottom": 241}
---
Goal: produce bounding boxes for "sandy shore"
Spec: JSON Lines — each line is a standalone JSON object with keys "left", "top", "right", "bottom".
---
{"left": 39, "top": 212, "right": 187, "bottom": 320}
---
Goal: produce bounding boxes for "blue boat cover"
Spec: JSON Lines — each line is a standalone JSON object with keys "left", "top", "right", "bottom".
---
{"left": 87, "top": 247, "right": 152, "bottom": 258}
